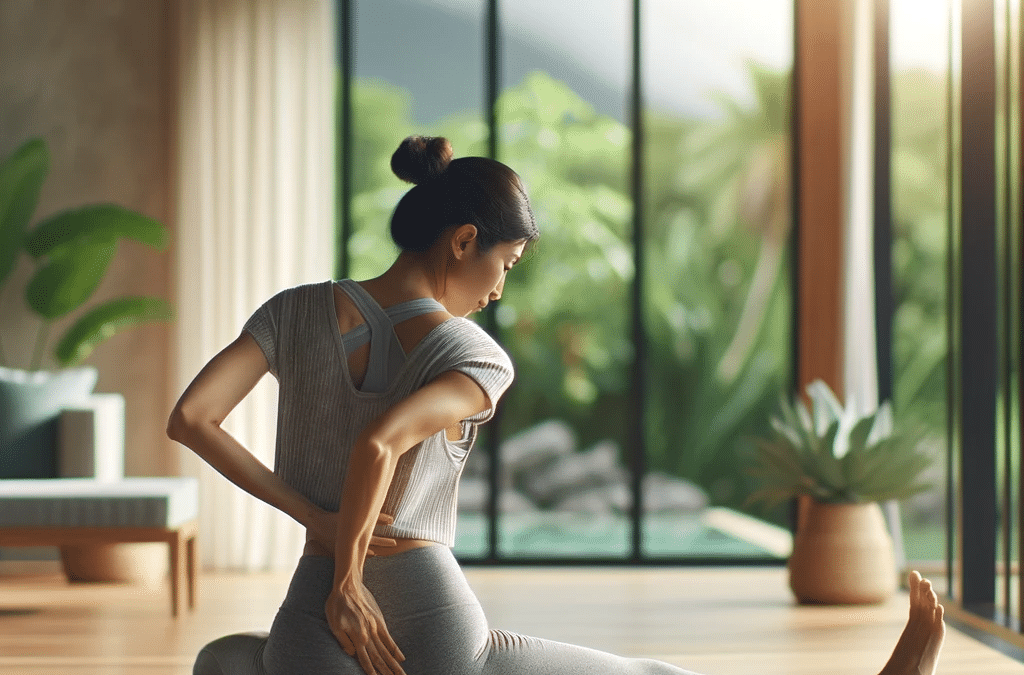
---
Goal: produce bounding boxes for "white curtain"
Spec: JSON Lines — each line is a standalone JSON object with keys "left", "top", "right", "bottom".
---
{"left": 174, "top": 0, "right": 336, "bottom": 571}
{"left": 842, "top": 0, "right": 906, "bottom": 570}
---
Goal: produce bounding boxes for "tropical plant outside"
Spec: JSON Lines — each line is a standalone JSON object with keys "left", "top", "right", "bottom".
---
{"left": 890, "top": 67, "right": 951, "bottom": 562}
{"left": 344, "top": 67, "right": 790, "bottom": 522}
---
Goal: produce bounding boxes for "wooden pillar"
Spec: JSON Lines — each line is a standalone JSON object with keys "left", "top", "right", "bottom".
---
{"left": 796, "top": 0, "right": 846, "bottom": 398}
{"left": 794, "top": 0, "right": 849, "bottom": 535}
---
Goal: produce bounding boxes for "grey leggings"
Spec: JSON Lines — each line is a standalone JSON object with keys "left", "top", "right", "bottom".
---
{"left": 194, "top": 546, "right": 699, "bottom": 675}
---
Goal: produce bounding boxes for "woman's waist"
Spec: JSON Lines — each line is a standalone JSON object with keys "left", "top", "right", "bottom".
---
{"left": 303, "top": 531, "right": 439, "bottom": 558}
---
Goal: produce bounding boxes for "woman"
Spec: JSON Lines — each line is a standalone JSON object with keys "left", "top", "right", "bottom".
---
{"left": 169, "top": 136, "right": 945, "bottom": 675}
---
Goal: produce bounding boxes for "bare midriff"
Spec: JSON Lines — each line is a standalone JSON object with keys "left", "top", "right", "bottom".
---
{"left": 303, "top": 532, "right": 438, "bottom": 558}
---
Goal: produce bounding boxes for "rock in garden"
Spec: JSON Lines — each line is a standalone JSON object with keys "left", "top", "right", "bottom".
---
{"left": 457, "top": 476, "right": 536, "bottom": 514}
{"left": 554, "top": 482, "right": 631, "bottom": 515}
{"left": 499, "top": 419, "right": 576, "bottom": 480}
{"left": 523, "top": 440, "right": 627, "bottom": 507}
{"left": 641, "top": 472, "right": 708, "bottom": 513}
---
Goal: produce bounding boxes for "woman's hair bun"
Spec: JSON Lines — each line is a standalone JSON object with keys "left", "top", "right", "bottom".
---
{"left": 390, "top": 136, "right": 453, "bottom": 184}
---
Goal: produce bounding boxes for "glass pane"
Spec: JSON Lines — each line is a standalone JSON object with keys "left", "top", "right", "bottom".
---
{"left": 641, "top": 0, "right": 794, "bottom": 559}
{"left": 349, "top": 0, "right": 487, "bottom": 281}
{"left": 348, "top": 0, "right": 489, "bottom": 557}
{"left": 890, "top": 0, "right": 951, "bottom": 580}
{"left": 494, "top": 0, "right": 633, "bottom": 558}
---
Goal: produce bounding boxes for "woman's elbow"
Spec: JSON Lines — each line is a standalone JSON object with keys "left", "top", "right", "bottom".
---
{"left": 357, "top": 424, "right": 398, "bottom": 461}
{"left": 166, "top": 403, "right": 212, "bottom": 444}
{"left": 165, "top": 407, "right": 192, "bottom": 443}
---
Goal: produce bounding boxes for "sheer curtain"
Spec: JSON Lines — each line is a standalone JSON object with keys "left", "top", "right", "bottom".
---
{"left": 842, "top": 0, "right": 906, "bottom": 569}
{"left": 174, "top": 0, "right": 336, "bottom": 571}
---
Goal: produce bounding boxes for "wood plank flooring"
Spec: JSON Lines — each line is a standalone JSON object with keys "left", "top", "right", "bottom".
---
{"left": 0, "top": 561, "right": 1022, "bottom": 674}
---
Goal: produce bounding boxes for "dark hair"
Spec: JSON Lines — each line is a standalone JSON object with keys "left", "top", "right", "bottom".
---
{"left": 389, "top": 136, "right": 539, "bottom": 253}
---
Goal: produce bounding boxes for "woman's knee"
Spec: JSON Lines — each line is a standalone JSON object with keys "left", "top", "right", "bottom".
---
{"left": 193, "top": 632, "right": 268, "bottom": 675}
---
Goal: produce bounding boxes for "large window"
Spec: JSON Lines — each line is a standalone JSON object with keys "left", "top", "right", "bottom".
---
{"left": 338, "top": 0, "right": 794, "bottom": 563}
{"left": 329, "top": 0, "right": 1024, "bottom": 656}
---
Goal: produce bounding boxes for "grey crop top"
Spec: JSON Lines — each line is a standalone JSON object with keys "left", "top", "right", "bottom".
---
{"left": 242, "top": 280, "right": 514, "bottom": 547}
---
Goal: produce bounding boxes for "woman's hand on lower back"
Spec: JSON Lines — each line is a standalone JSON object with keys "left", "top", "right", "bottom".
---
{"left": 309, "top": 511, "right": 398, "bottom": 556}
{"left": 326, "top": 581, "right": 406, "bottom": 675}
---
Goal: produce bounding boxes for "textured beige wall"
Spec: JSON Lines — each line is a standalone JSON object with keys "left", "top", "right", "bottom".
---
{"left": 1, "top": 0, "right": 177, "bottom": 477}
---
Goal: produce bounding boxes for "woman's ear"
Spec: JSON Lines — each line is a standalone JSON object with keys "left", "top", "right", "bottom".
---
{"left": 450, "top": 224, "right": 478, "bottom": 259}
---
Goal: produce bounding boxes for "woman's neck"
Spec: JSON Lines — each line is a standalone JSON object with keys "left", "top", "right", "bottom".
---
{"left": 359, "top": 252, "right": 447, "bottom": 308}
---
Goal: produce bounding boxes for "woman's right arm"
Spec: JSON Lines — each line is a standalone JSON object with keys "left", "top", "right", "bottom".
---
{"left": 166, "top": 332, "right": 327, "bottom": 532}
{"left": 325, "top": 370, "right": 491, "bottom": 675}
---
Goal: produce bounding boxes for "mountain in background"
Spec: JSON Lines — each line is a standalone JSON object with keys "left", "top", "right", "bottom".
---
{"left": 346, "top": 0, "right": 629, "bottom": 124}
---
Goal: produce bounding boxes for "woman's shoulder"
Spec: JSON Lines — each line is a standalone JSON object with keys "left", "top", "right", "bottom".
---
{"left": 260, "top": 279, "right": 334, "bottom": 307}
{"left": 439, "top": 316, "right": 499, "bottom": 345}
{"left": 430, "top": 317, "right": 512, "bottom": 367}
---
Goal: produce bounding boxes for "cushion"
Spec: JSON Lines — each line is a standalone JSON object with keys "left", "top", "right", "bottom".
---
{"left": 0, "top": 367, "right": 98, "bottom": 478}
{"left": 0, "top": 477, "right": 199, "bottom": 528}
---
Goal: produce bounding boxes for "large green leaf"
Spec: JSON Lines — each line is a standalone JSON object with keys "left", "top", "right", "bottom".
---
{"left": 25, "top": 204, "right": 167, "bottom": 259}
{"left": 25, "top": 242, "right": 116, "bottom": 319}
{"left": 55, "top": 296, "right": 174, "bottom": 366}
{"left": 0, "top": 138, "right": 49, "bottom": 285}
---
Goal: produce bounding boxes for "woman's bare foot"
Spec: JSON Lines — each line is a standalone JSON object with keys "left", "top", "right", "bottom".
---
{"left": 878, "top": 571, "right": 945, "bottom": 675}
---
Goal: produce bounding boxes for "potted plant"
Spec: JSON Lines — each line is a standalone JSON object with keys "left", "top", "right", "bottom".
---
{"left": 748, "top": 379, "right": 932, "bottom": 604}
{"left": 1, "top": 137, "right": 173, "bottom": 581}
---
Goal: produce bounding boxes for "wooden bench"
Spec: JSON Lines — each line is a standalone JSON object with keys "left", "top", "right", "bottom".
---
{"left": 0, "top": 477, "right": 199, "bottom": 617}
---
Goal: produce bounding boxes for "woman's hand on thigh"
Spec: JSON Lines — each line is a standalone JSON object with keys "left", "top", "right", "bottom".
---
{"left": 326, "top": 582, "right": 406, "bottom": 675}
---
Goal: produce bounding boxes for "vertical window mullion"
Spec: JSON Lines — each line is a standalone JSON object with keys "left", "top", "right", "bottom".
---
{"left": 960, "top": 0, "right": 999, "bottom": 611}
{"left": 628, "top": 0, "right": 646, "bottom": 563}
{"left": 874, "top": 0, "right": 893, "bottom": 407}
{"left": 336, "top": 0, "right": 353, "bottom": 280}
{"left": 484, "top": 0, "right": 501, "bottom": 563}
{"left": 1000, "top": 0, "right": 1014, "bottom": 623}
{"left": 945, "top": 0, "right": 960, "bottom": 603}
{"left": 1018, "top": 0, "right": 1024, "bottom": 631}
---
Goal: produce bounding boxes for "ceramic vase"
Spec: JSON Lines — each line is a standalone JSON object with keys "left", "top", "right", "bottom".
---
{"left": 788, "top": 499, "right": 898, "bottom": 605}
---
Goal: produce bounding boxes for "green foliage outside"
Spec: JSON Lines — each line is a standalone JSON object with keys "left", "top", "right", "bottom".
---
{"left": 890, "top": 69, "right": 948, "bottom": 441}
{"left": 343, "top": 67, "right": 791, "bottom": 524}
{"left": 890, "top": 68, "right": 951, "bottom": 556}
{"left": 342, "top": 65, "right": 949, "bottom": 530}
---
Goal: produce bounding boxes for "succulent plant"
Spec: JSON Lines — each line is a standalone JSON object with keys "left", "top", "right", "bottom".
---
{"left": 747, "top": 379, "right": 933, "bottom": 506}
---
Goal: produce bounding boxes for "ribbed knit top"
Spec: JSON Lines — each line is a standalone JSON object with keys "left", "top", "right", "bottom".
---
{"left": 242, "top": 280, "right": 514, "bottom": 547}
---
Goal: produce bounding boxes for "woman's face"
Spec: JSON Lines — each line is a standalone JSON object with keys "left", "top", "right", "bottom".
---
{"left": 445, "top": 234, "right": 526, "bottom": 317}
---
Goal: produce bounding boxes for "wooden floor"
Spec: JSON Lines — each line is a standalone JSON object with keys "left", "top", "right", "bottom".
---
{"left": 1, "top": 561, "right": 1022, "bottom": 674}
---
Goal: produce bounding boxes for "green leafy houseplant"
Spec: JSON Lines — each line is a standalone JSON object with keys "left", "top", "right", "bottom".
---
{"left": 748, "top": 379, "right": 932, "bottom": 507}
{"left": 0, "top": 138, "right": 173, "bottom": 370}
